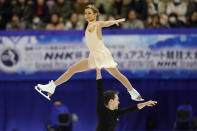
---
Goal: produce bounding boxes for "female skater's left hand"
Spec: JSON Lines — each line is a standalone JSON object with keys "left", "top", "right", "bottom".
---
{"left": 115, "top": 18, "right": 126, "bottom": 26}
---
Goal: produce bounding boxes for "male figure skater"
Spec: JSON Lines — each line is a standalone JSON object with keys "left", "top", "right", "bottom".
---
{"left": 95, "top": 68, "right": 157, "bottom": 131}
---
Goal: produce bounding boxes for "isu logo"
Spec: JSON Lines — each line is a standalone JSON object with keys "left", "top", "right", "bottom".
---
{"left": 0, "top": 36, "right": 37, "bottom": 72}
{"left": 0, "top": 48, "right": 20, "bottom": 72}
{"left": 1, "top": 49, "right": 19, "bottom": 67}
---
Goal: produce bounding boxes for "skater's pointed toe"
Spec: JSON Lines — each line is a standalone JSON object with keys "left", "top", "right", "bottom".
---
{"left": 37, "top": 84, "right": 42, "bottom": 87}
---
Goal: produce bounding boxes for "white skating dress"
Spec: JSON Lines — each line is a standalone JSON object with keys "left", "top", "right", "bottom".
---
{"left": 85, "top": 24, "right": 117, "bottom": 69}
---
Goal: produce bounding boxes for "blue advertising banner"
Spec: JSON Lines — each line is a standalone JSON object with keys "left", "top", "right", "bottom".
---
{"left": 0, "top": 29, "right": 197, "bottom": 80}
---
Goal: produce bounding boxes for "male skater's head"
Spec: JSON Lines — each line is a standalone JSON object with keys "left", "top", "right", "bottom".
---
{"left": 104, "top": 90, "right": 120, "bottom": 110}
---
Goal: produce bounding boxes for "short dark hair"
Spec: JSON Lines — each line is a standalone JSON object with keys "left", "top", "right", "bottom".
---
{"left": 103, "top": 90, "right": 119, "bottom": 106}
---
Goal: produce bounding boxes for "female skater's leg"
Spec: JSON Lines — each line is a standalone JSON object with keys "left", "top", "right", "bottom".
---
{"left": 104, "top": 67, "right": 133, "bottom": 91}
{"left": 55, "top": 58, "right": 89, "bottom": 86}
{"left": 35, "top": 58, "right": 89, "bottom": 99}
{"left": 104, "top": 67, "right": 143, "bottom": 101}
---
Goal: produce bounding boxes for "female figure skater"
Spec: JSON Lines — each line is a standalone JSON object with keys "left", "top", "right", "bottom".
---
{"left": 35, "top": 4, "right": 144, "bottom": 101}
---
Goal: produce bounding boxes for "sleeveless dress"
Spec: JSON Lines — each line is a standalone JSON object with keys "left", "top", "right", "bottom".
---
{"left": 85, "top": 24, "right": 117, "bottom": 69}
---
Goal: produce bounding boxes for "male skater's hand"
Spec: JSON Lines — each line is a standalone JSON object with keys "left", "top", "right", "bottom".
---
{"left": 96, "top": 68, "right": 102, "bottom": 80}
{"left": 137, "top": 100, "right": 157, "bottom": 109}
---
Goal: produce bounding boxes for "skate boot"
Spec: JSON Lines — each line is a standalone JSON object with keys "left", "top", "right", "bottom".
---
{"left": 128, "top": 88, "right": 144, "bottom": 101}
{"left": 35, "top": 80, "right": 56, "bottom": 100}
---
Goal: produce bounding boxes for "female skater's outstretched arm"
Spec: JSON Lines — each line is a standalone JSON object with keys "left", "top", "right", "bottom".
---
{"left": 98, "top": 18, "right": 125, "bottom": 28}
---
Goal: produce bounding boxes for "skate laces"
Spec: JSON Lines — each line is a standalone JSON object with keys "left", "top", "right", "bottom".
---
{"left": 48, "top": 80, "right": 56, "bottom": 94}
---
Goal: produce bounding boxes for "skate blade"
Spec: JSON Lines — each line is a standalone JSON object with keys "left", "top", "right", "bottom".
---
{"left": 35, "top": 86, "right": 51, "bottom": 100}
{"left": 133, "top": 98, "right": 144, "bottom": 101}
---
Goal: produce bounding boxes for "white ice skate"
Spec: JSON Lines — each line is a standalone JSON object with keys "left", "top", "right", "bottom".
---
{"left": 128, "top": 88, "right": 144, "bottom": 101}
{"left": 35, "top": 80, "right": 56, "bottom": 100}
